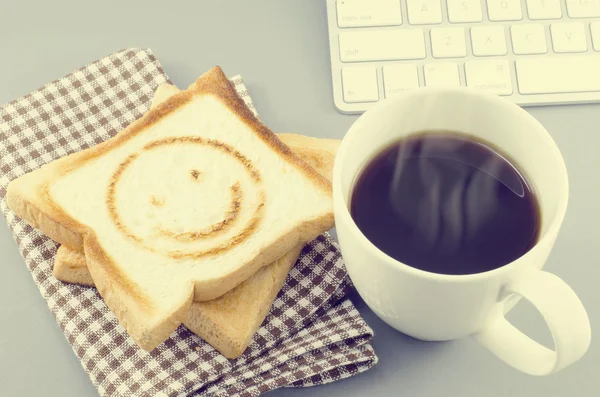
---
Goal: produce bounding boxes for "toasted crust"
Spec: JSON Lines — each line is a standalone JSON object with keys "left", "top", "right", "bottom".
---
{"left": 7, "top": 67, "right": 335, "bottom": 351}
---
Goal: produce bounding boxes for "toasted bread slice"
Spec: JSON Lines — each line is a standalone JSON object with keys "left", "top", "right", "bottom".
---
{"left": 6, "top": 67, "right": 334, "bottom": 350}
{"left": 52, "top": 82, "right": 341, "bottom": 358}
{"left": 52, "top": 130, "right": 337, "bottom": 358}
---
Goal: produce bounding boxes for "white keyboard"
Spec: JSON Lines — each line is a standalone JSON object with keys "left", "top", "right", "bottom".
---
{"left": 326, "top": 0, "right": 600, "bottom": 114}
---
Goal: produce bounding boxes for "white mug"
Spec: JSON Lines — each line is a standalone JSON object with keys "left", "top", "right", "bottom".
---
{"left": 332, "top": 87, "right": 591, "bottom": 376}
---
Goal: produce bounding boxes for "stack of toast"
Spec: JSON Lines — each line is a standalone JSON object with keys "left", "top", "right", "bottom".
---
{"left": 6, "top": 67, "right": 340, "bottom": 358}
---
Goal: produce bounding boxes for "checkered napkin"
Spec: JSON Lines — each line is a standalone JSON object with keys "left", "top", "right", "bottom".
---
{"left": 0, "top": 48, "right": 377, "bottom": 396}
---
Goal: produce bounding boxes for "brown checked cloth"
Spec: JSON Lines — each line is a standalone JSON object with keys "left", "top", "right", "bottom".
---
{"left": 0, "top": 48, "right": 377, "bottom": 396}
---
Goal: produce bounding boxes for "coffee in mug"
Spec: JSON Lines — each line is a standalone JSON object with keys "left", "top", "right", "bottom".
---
{"left": 350, "top": 132, "right": 541, "bottom": 275}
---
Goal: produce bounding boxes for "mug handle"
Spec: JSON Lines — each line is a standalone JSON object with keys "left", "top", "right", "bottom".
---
{"left": 473, "top": 271, "right": 591, "bottom": 376}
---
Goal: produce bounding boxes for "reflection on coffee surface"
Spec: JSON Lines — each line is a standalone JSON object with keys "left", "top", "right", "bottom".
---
{"left": 350, "top": 132, "right": 541, "bottom": 275}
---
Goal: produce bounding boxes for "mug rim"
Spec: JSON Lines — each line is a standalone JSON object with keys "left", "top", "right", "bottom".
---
{"left": 332, "top": 87, "right": 570, "bottom": 282}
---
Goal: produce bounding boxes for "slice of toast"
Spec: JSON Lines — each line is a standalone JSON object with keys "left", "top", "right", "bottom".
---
{"left": 6, "top": 66, "right": 334, "bottom": 350}
{"left": 53, "top": 130, "right": 338, "bottom": 358}
{"left": 52, "top": 81, "right": 341, "bottom": 358}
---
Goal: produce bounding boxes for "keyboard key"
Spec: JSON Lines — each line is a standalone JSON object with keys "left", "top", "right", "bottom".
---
{"left": 516, "top": 56, "right": 600, "bottom": 94}
{"left": 566, "top": 0, "right": 600, "bottom": 18}
{"left": 447, "top": 0, "right": 483, "bottom": 22}
{"left": 471, "top": 26, "right": 507, "bottom": 56}
{"left": 592, "top": 22, "right": 600, "bottom": 51}
{"left": 526, "top": 0, "right": 562, "bottom": 19}
{"left": 431, "top": 28, "right": 467, "bottom": 58}
{"left": 407, "top": 0, "right": 443, "bottom": 24}
{"left": 424, "top": 63, "right": 461, "bottom": 87}
{"left": 511, "top": 24, "right": 548, "bottom": 54}
{"left": 465, "top": 60, "right": 513, "bottom": 95}
{"left": 551, "top": 23, "right": 588, "bottom": 53}
{"left": 487, "top": 0, "right": 523, "bottom": 21}
{"left": 337, "top": 0, "right": 402, "bottom": 28}
{"left": 383, "top": 65, "right": 420, "bottom": 97}
{"left": 342, "top": 67, "right": 379, "bottom": 103}
{"left": 339, "top": 29, "right": 426, "bottom": 62}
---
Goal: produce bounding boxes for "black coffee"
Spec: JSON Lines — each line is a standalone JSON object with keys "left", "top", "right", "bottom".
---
{"left": 350, "top": 132, "right": 541, "bottom": 275}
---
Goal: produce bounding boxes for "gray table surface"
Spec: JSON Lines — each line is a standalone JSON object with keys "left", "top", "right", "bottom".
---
{"left": 0, "top": 1, "right": 598, "bottom": 396}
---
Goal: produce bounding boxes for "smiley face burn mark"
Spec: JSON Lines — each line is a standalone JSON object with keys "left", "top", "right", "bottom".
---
{"left": 190, "top": 169, "right": 202, "bottom": 181}
{"left": 150, "top": 196, "right": 165, "bottom": 207}
{"left": 106, "top": 136, "right": 265, "bottom": 259}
